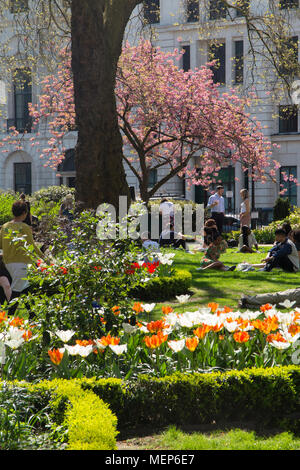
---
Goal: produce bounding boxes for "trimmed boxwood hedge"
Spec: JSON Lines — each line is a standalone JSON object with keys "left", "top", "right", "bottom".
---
{"left": 81, "top": 365, "right": 300, "bottom": 434}
{"left": 129, "top": 268, "right": 193, "bottom": 301}
{"left": 1, "top": 379, "right": 118, "bottom": 450}
{"left": 4, "top": 366, "right": 299, "bottom": 449}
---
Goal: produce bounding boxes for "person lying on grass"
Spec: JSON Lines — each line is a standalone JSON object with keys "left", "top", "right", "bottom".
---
{"left": 197, "top": 232, "right": 236, "bottom": 271}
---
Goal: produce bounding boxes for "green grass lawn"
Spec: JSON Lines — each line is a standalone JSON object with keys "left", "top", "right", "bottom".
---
{"left": 147, "top": 245, "right": 300, "bottom": 319}
{"left": 151, "top": 426, "right": 300, "bottom": 450}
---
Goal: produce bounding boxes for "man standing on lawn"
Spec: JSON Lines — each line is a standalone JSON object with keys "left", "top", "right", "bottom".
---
{"left": 207, "top": 185, "right": 225, "bottom": 235}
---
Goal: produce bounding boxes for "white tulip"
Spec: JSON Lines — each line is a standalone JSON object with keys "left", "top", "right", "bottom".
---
{"left": 0, "top": 341, "right": 6, "bottom": 364}
{"left": 109, "top": 344, "right": 127, "bottom": 355}
{"left": 279, "top": 299, "right": 296, "bottom": 309}
{"left": 268, "top": 340, "right": 290, "bottom": 350}
{"left": 55, "top": 330, "right": 75, "bottom": 343}
{"left": 65, "top": 344, "right": 94, "bottom": 357}
{"left": 142, "top": 303, "right": 156, "bottom": 312}
{"left": 224, "top": 321, "right": 239, "bottom": 333}
{"left": 168, "top": 339, "right": 185, "bottom": 352}
{"left": 5, "top": 338, "right": 24, "bottom": 350}
{"left": 176, "top": 295, "right": 190, "bottom": 304}
{"left": 122, "top": 322, "right": 137, "bottom": 334}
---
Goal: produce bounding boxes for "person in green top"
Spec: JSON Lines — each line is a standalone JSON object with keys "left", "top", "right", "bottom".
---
{"left": 0, "top": 200, "right": 46, "bottom": 299}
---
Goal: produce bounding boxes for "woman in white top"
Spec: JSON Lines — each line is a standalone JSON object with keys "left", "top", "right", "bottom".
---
{"left": 239, "top": 225, "right": 259, "bottom": 253}
{"left": 240, "top": 189, "right": 251, "bottom": 229}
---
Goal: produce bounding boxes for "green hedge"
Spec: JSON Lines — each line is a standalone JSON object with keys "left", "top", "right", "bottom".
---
{"left": 129, "top": 269, "right": 193, "bottom": 301}
{"left": 81, "top": 366, "right": 300, "bottom": 434}
{"left": 30, "top": 185, "right": 75, "bottom": 204}
{"left": 2, "top": 379, "right": 118, "bottom": 450}
{"left": 3, "top": 366, "right": 299, "bottom": 448}
{"left": 0, "top": 191, "right": 18, "bottom": 226}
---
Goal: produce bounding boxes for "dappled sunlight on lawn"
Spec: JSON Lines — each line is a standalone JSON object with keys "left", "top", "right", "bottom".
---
{"left": 149, "top": 247, "right": 300, "bottom": 318}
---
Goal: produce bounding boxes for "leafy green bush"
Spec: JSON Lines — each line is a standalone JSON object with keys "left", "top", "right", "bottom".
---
{"left": 129, "top": 268, "right": 192, "bottom": 301}
{"left": 273, "top": 197, "right": 291, "bottom": 221}
{"left": 0, "top": 383, "right": 58, "bottom": 450}
{"left": 1, "top": 379, "right": 118, "bottom": 450}
{"left": 228, "top": 207, "right": 300, "bottom": 244}
{"left": 0, "top": 191, "right": 18, "bottom": 226}
{"left": 31, "top": 185, "right": 75, "bottom": 204}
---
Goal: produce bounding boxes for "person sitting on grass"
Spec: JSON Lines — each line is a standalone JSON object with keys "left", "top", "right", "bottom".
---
{"left": 259, "top": 228, "right": 299, "bottom": 272}
{"left": 0, "top": 255, "right": 12, "bottom": 304}
{"left": 238, "top": 225, "right": 259, "bottom": 253}
{"left": 282, "top": 222, "right": 293, "bottom": 239}
{"left": 197, "top": 232, "right": 236, "bottom": 271}
{"left": 159, "top": 223, "right": 187, "bottom": 250}
{"left": 141, "top": 231, "right": 160, "bottom": 263}
{"left": 0, "top": 201, "right": 47, "bottom": 313}
{"left": 290, "top": 229, "right": 300, "bottom": 259}
{"left": 204, "top": 219, "right": 218, "bottom": 247}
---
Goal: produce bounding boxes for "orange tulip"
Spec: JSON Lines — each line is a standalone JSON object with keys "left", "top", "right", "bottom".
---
{"left": 162, "top": 305, "right": 173, "bottom": 315}
{"left": 288, "top": 324, "right": 300, "bottom": 336}
{"left": 251, "top": 316, "right": 278, "bottom": 334}
{"left": 0, "top": 311, "right": 7, "bottom": 323}
{"left": 22, "top": 330, "right": 32, "bottom": 341}
{"left": 266, "top": 332, "right": 287, "bottom": 343}
{"left": 76, "top": 339, "right": 95, "bottom": 346}
{"left": 48, "top": 348, "right": 64, "bottom": 365}
{"left": 99, "top": 334, "right": 120, "bottom": 346}
{"left": 260, "top": 303, "right": 273, "bottom": 313}
{"left": 9, "top": 316, "right": 24, "bottom": 327}
{"left": 193, "top": 325, "right": 210, "bottom": 339}
{"left": 222, "top": 306, "right": 233, "bottom": 314}
{"left": 147, "top": 320, "right": 168, "bottom": 333}
{"left": 237, "top": 318, "right": 251, "bottom": 330}
{"left": 132, "top": 302, "right": 144, "bottom": 314}
{"left": 208, "top": 302, "right": 219, "bottom": 313}
{"left": 233, "top": 331, "right": 250, "bottom": 343}
{"left": 185, "top": 336, "right": 199, "bottom": 351}
{"left": 144, "top": 331, "right": 168, "bottom": 349}
{"left": 112, "top": 305, "right": 121, "bottom": 316}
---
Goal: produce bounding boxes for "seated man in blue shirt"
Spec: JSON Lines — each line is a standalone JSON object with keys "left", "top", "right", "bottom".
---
{"left": 261, "top": 228, "right": 299, "bottom": 272}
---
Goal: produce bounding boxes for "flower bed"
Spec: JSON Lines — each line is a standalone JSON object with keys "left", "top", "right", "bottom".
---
{"left": 1, "top": 299, "right": 299, "bottom": 382}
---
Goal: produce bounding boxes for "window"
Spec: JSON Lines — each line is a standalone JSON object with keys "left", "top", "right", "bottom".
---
{"left": 279, "top": 0, "right": 299, "bottom": 10}
{"left": 278, "top": 36, "right": 298, "bottom": 78}
{"left": 148, "top": 169, "right": 157, "bottom": 187}
{"left": 280, "top": 166, "right": 297, "bottom": 207}
{"left": 143, "top": 0, "right": 160, "bottom": 24}
{"left": 279, "top": 105, "right": 298, "bottom": 133}
{"left": 10, "top": 0, "right": 28, "bottom": 13}
{"left": 215, "top": 167, "right": 236, "bottom": 212}
{"left": 8, "top": 68, "right": 32, "bottom": 133}
{"left": 182, "top": 45, "right": 191, "bottom": 72}
{"left": 209, "top": 0, "right": 227, "bottom": 20}
{"left": 186, "top": 0, "right": 199, "bottom": 22}
{"left": 57, "top": 149, "right": 76, "bottom": 188}
{"left": 234, "top": 40, "right": 244, "bottom": 83}
{"left": 14, "top": 162, "right": 32, "bottom": 194}
{"left": 235, "top": 0, "right": 250, "bottom": 17}
{"left": 209, "top": 42, "right": 226, "bottom": 84}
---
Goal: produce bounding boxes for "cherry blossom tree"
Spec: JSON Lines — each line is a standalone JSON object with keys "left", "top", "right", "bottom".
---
{"left": 26, "top": 40, "right": 282, "bottom": 204}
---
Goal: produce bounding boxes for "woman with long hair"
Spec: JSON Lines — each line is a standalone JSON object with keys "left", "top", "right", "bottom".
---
{"left": 240, "top": 189, "right": 251, "bottom": 229}
{"left": 238, "top": 225, "right": 258, "bottom": 253}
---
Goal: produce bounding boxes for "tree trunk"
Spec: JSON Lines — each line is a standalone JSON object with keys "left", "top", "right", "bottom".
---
{"left": 71, "top": 0, "right": 141, "bottom": 210}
